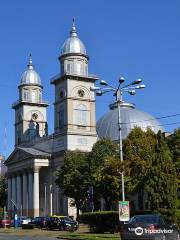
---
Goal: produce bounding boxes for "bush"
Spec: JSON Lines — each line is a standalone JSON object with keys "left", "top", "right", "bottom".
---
{"left": 80, "top": 211, "right": 119, "bottom": 233}
{"left": 80, "top": 209, "right": 180, "bottom": 233}
{"left": 22, "top": 223, "right": 35, "bottom": 229}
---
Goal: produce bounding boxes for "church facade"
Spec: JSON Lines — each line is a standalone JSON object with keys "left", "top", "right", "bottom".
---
{"left": 6, "top": 20, "right": 164, "bottom": 218}
{"left": 6, "top": 21, "right": 98, "bottom": 217}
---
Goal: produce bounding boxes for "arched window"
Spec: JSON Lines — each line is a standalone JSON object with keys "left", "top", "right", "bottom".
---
{"left": 23, "top": 90, "right": 30, "bottom": 101}
{"left": 39, "top": 91, "right": 42, "bottom": 102}
{"left": 74, "top": 104, "right": 87, "bottom": 126}
{"left": 32, "top": 91, "right": 36, "bottom": 103}
{"left": 76, "top": 62, "right": 81, "bottom": 75}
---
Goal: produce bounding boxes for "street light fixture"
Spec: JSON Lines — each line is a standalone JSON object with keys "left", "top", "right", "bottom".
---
{"left": 100, "top": 80, "right": 108, "bottom": 85}
{"left": 91, "top": 76, "right": 145, "bottom": 202}
{"left": 131, "top": 78, "right": 142, "bottom": 85}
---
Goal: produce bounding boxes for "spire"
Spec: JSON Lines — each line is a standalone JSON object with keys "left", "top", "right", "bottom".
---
{"left": 27, "top": 53, "right": 34, "bottom": 70}
{"left": 70, "top": 18, "right": 77, "bottom": 37}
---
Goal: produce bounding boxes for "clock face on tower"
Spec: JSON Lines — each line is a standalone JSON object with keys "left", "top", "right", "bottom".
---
{"left": 78, "top": 89, "right": 85, "bottom": 97}
{"left": 32, "top": 113, "right": 38, "bottom": 120}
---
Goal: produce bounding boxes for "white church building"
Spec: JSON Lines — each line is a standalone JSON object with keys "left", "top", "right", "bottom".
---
{"left": 6, "top": 21, "right": 163, "bottom": 218}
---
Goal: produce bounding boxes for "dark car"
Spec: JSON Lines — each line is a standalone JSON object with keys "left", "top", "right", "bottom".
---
{"left": 46, "top": 216, "right": 75, "bottom": 231}
{"left": 120, "top": 214, "right": 180, "bottom": 240}
{"left": 58, "top": 216, "right": 79, "bottom": 230}
{"left": 31, "top": 217, "right": 49, "bottom": 228}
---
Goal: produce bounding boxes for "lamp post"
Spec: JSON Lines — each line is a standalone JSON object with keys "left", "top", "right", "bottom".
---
{"left": 90, "top": 77, "right": 145, "bottom": 201}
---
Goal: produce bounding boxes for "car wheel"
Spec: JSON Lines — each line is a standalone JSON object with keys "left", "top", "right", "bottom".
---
{"left": 59, "top": 226, "right": 64, "bottom": 231}
{"left": 46, "top": 225, "right": 50, "bottom": 231}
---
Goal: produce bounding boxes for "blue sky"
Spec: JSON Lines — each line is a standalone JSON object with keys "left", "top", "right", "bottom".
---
{"left": 0, "top": 0, "right": 180, "bottom": 157}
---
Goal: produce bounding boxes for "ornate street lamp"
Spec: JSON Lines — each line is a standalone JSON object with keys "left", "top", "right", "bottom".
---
{"left": 90, "top": 77, "right": 145, "bottom": 201}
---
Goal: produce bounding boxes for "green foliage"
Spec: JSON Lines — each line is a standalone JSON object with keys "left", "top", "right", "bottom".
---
{"left": 80, "top": 211, "right": 119, "bottom": 233}
{"left": 56, "top": 151, "right": 90, "bottom": 219}
{"left": 93, "top": 156, "right": 123, "bottom": 210}
{"left": 56, "top": 128, "right": 179, "bottom": 217}
{"left": 123, "top": 127, "right": 156, "bottom": 209}
{"left": 88, "top": 139, "right": 121, "bottom": 210}
{"left": 59, "top": 232, "right": 119, "bottom": 240}
{"left": 89, "top": 138, "right": 118, "bottom": 169}
{"left": 0, "top": 177, "right": 6, "bottom": 208}
{"left": 146, "top": 131, "right": 177, "bottom": 210}
{"left": 167, "top": 128, "right": 180, "bottom": 187}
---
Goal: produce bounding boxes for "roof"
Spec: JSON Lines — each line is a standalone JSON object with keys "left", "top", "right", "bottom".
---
{"left": 17, "top": 147, "right": 51, "bottom": 157}
{"left": 60, "top": 20, "right": 87, "bottom": 57}
{"left": 97, "top": 102, "right": 164, "bottom": 141}
{"left": 20, "top": 54, "right": 42, "bottom": 86}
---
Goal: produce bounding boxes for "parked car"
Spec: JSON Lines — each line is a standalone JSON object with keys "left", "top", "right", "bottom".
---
{"left": 31, "top": 216, "right": 49, "bottom": 228}
{"left": 0, "top": 218, "right": 12, "bottom": 228}
{"left": 10, "top": 216, "right": 32, "bottom": 227}
{"left": 120, "top": 214, "right": 180, "bottom": 240}
{"left": 46, "top": 216, "right": 75, "bottom": 231}
{"left": 57, "top": 216, "right": 79, "bottom": 230}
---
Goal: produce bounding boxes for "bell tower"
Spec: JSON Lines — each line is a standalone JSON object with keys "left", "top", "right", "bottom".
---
{"left": 51, "top": 20, "right": 98, "bottom": 151}
{"left": 13, "top": 55, "right": 49, "bottom": 146}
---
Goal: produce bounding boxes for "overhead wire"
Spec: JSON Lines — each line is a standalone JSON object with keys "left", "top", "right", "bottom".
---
{"left": 121, "top": 113, "right": 180, "bottom": 125}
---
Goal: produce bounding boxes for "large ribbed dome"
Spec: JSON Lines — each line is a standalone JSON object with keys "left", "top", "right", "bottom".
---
{"left": 20, "top": 55, "right": 41, "bottom": 86}
{"left": 97, "top": 102, "right": 164, "bottom": 141}
{"left": 61, "top": 20, "right": 87, "bottom": 56}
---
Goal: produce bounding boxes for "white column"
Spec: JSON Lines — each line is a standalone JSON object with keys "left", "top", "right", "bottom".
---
{"left": 11, "top": 176, "right": 16, "bottom": 209}
{"left": 50, "top": 185, "right": 53, "bottom": 216}
{"left": 33, "top": 166, "right": 40, "bottom": 217}
{"left": 16, "top": 174, "right": 22, "bottom": 214}
{"left": 22, "top": 172, "right": 28, "bottom": 216}
{"left": 28, "top": 171, "right": 33, "bottom": 216}
{"left": 7, "top": 177, "right": 12, "bottom": 211}
{"left": 56, "top": 187, "right": 59, "bottom": 214}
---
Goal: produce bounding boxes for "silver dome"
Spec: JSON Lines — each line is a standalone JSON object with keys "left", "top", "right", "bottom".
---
{"left": 61, "top": 20, "right": 87, "bottom": 56}
{"left": 20, "top": 55, "right": 41, "bottom": 86}
{"left": 97, "top": 102, "right": 164, "bottom": 141}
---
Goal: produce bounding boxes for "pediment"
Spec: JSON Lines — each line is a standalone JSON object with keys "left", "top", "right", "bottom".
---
{"left": 5, "top": 148, "right": 32, "bottom": 165}
{"left": 5, "top": 146, "right": 51, "bottom": 166}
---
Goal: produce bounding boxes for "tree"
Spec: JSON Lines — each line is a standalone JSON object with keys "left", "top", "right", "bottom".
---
{"left": 146, "top": 131, "right": 177, "bottom": 210}
{"left": 167, "top": 128, "right": 180, "bottom": 187}
{"left": 123, "top": 127, "right": 156, "bottom": 209}
{"left": 88, "top": 138, "right": 119, "bottom": 210}
{"left": 56, "top": 151, "right": 90, "bottom": 220}
{"left": 88, "top": 138, "right": 118, "bottom": 170}
{"left": 0, "top": 176, "right": 7, "bottom": 208}
{"left": 93, "top": 155, "right": 122, "bottom": 210}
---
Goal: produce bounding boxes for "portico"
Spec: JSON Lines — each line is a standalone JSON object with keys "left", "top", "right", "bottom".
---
{"left": 6, "top": 147, "right": 50, "bottom": 217}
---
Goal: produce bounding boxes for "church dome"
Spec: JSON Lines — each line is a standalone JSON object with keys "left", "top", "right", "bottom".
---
{"left": 20, "top": 55, "right": 41, "bottom": 86}
{"left": 61, "top": 20, "right": 87, "bottom": 56}
{"left": 97, "top": 102, "right": 164, "bottom": 141}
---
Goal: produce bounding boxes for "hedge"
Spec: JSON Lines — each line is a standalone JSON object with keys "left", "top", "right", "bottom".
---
{"left": 80, "top": 211, "right": 119, "bottom": 233}
{"left": 80, "top": 209, "right": 180, "bottom": 233}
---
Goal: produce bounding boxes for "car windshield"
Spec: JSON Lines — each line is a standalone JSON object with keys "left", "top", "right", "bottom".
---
{"left": 129, "top": 215, "right": 160, "bottom": 224}
{"left": 62, "top": 217, "right": 72, "bottom": 221}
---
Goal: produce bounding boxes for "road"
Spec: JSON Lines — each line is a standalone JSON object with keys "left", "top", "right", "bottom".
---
{"left": 0, "top": 229, "right": 62, "bottom": 240}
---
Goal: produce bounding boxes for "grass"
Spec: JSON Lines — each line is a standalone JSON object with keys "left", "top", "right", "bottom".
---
{"left": 0, "top": 225, "right": 121, "bottom": 240}
{"left": 58, "top": 232, "right": 120, "bottom": 240}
